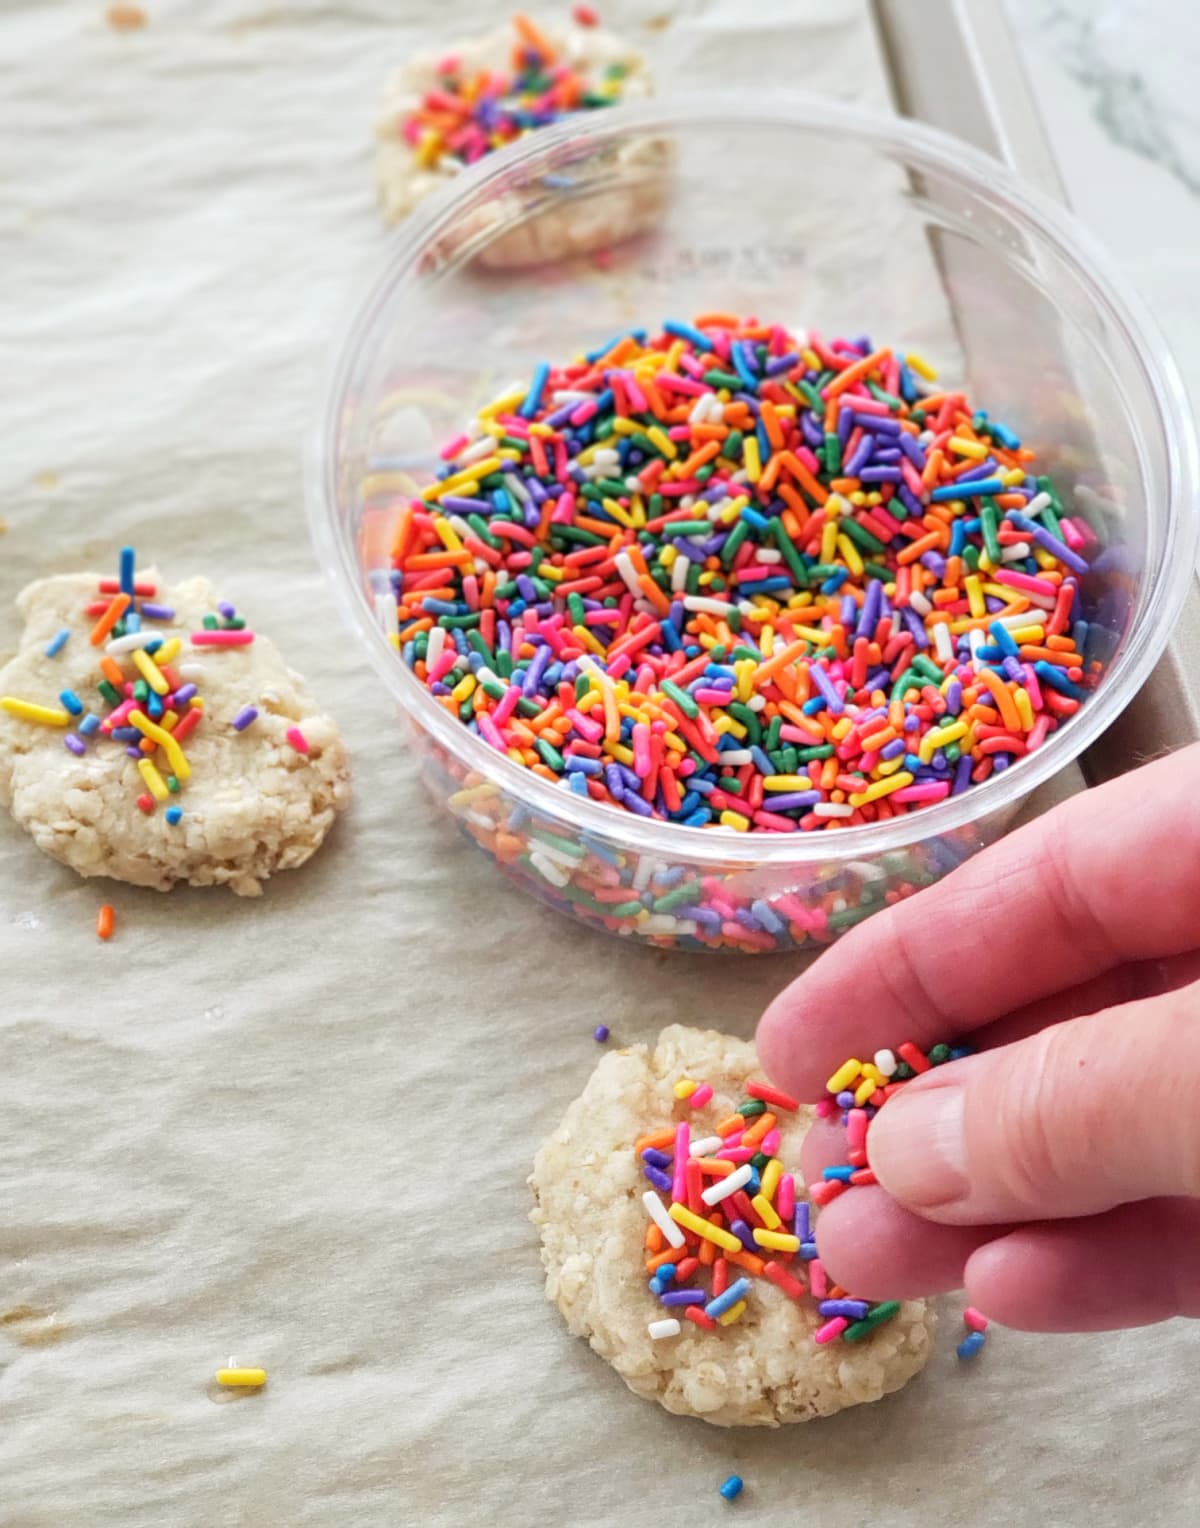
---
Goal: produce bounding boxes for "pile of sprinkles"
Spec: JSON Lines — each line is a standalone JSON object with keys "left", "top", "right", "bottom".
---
{"left": 398, "top": 11, "right": 629, "bottom": 176}
{"left": 0, "top": 548, "right": 282, "bottom": 825}
{"left": 636, "top": 1038, "right": 988, "bottom": 1355}
{"left": 392, "top": 316, "right": 1101, "bottom": 839}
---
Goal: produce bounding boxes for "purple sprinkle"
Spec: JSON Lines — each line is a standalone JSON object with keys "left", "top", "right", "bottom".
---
{"left": 125, "top": 745, "right": 143, "bottom": 759}
{"left": 835, "top": 1090, "right": 855, "bottom": 1108}
{"left": 730, "top": 1218, "right": 757, "bottom": 1253}
{"left": 643, "top": 1165, "right": 673, "bottom": 1194}
{"left": 819, "top": 1299, "right": 870, "bottom": 1320}
{"left": 172, "top": 684, "right": 198, "bottom": 705}
{"left": 660, "top": 1289, "right": 706, "bottom": 1307}
{"left": 232, "top": 705, "right": 258, "bottom": 732}
{"left": 218, "top": 601, "right": 237, "bottom": 619}
{"left": 794, "top": 1202, "right": 811, "bottom": 1242}
{"left": 641, "top": 1148, "right": 672, "bottom": 1169}
{"left": 593, "top": 1024, "right": 610, "bottom": 1043}
{"left": 139, "top": 603, "right": 175, "bottom": 621}
{"left": 64, "top": 733, "right": 86, "bottom": 756}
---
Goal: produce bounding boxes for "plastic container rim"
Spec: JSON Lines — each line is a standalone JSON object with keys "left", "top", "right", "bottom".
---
{"left": 307, "top": 90, "right": 1200, "bottom": 868}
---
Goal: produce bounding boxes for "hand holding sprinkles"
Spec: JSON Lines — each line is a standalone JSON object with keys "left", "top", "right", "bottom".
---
{"left": 393, "top": 316, "right": 1100, "bottom": 843}
{"left": 756, "top": 744, "right": 1200, "bottom": 1333}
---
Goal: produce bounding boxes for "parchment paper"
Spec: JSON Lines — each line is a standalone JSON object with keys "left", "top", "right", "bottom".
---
{"left": 1, "top": 3, "right": 1194, "bottom": 1525}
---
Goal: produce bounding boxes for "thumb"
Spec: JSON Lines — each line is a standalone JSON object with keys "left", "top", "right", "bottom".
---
{"left": 866, "top": 981, "right": 1200, "bottom": 1225}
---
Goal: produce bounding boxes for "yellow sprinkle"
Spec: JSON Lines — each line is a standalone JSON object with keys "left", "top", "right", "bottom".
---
{"left": 646, "top": 425, "right": 677, "bottom": 460}
{"left": 716, "top": 1300, "right": 747, "bottom": 1327}
{"left": 713, "top": 716, "right": 745, "bottom": 739}
{"left": 948, "top": 435, "right": 988, "bottom": 460}
{"left": 450, "top": 673, "right": 476, "bottom": 705}
{"left": 964, "top": 574, "right": 986, "bottom": 619}
{"left": 820, "top": 520, "right": 838, "bottom": 565}
{"left": 826, "top": 1058, "right": 862, "bottom": 1094}
{"left": 848, "top": 771, "right": 913, "bottom": 808}
{"left": 905, "top": 351, "right": 938, "bottom": 381}
{"left": 160, "top": 710, "right": 179, "bottom": 731}
{"left": 422, "top": 457, "right": 502, "bottom": 499}
{"left": 668, "top": 1204, "right": 741, "bottom": 1252}
{"left": 154, "top": 636, "right": 182, "bottom": 666}
{"left": 762, "top": 775, "right": 810, "bottom": 791}
{"left": 1001, "top": 468, "right": 1026, "bottom": 487}
{"left": 673, "top": 1078, "right": 698, "bottom": 1100}
{"left": 434, "top": 518, "right": 464, "bottom": 553}
{"left": 1014, "top": 686, "right": 1035, "bottom": 731}
{"left": 572, "top": 625, "right": 606, "bottom": 656}
{"left": 132, "top": 647, "right": 170, "bottom": 696}
{"left": 138, "top": 758, "right": 170, "bottom": 801}
{"left": 1, "top": 697, "right": 71, "bottom": 726}
{"left": 760, "top": 1158, "right": 782, "bottom": 1201}
{"left": 719, "top": 810, "right": 751, "bottom": 831}
{"left": 919, "top": 720, "right": 968, "bottom": 763}
{"left": 130, "top": 709, "right": 191, "bottom": 781}
{"left": 854, "top": 1075, "right": 880, "bottom": 1106}
{"left": 751, "top": 1193, "right": 780, "bottom": 1230}
{"left": 861, "top": 1063, "right": 885, "bottom": 1086}
{"left": 752, "top": 1229, "right": 801, "bottom": 1253}
{"left": 836, "top": 534, "right": 864, "bottom": 578}
{"left": 1007, "top": 625, "right": 1046, "bottom": 645}
{"left": 215, "top": 1367, "right": 267, "bottom": 1388}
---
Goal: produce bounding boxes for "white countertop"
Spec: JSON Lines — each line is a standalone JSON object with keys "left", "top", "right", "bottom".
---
{"left": 1006, "top": 0, "right": 1200, "bottom": 405}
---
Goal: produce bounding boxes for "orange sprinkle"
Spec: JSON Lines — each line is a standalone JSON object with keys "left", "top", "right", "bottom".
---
{"left": 96, "top": 905, "right": 115, "bottom": 941}
{"left": 89, "top": 592, "right": 130, "bottom": 646}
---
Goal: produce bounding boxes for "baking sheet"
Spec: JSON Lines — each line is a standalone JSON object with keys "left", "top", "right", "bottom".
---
{"left": 0, "top": 2, "right": 1193, "bottom": 1524}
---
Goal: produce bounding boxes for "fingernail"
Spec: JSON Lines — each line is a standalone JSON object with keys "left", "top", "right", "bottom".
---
{"left": 868, "top": 1084, "right": 968, "bottom": 1209}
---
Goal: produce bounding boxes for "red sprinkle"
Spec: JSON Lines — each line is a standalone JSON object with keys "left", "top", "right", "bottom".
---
{"left": 746, "top": 1080, "right": 800, "bottom": 1112}
{"left": 286, "top": 726, "right": 309, "bottom": 754}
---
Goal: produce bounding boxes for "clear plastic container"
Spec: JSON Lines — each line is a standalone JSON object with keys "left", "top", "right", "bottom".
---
{"left": 307, "top": 95, "right": 1199, "bottom": 953}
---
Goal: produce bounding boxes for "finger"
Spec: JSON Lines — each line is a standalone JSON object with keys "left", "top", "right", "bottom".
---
{"left": 965, "top": 1198, "right": 1200, "bottom": 1331}
{"left": 757, "top": 744, "right": 1200, "bottom": 1100}
{"left": 973, "top": 947, "right": 1200, "bottom": 1053}
{"left": 799, "top": 1118, "right": 846, "bottom": 1185}
{"left": 867, "top": 982, "right": 1200, "bottom": 1226}
{"left": 811, "top": 1185, "right": 997, "bottom": 1299}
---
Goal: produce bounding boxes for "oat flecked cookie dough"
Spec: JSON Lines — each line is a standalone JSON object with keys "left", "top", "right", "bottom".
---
{"left": 0, "top": 571, "right": 350, "bottom": 895}
{"left": 530, "top": 1025, "right": 934, "bottom": 1427}
{"left": 374, "top": 14, "right": 663, "bottom": 269}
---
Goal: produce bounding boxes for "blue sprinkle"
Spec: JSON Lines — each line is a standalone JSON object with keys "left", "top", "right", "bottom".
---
{"left": 119, "top": 546, "right": 136, "bottom": 597}
{"left": 165, "top": 806, "right": 184, "bottom": 826}
{"left": 718, "top": 1475, "right": 744, "bottom": 1502}
{"left": 58, "top": 689, "right": 84, "bottom": 716}
{"left": 45, "top": 628, "right": 70, "bottom": 658}
{"left": 957, "top": 1331, "right": 987, "bottom": 1361}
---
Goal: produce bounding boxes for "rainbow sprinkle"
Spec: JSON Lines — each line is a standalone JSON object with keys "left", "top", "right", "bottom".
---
{"left": 398, "top": 12, "right": 631, "bottom": 175}
{"left": 393, "top": 315, "right": 1101, "bottom": 837}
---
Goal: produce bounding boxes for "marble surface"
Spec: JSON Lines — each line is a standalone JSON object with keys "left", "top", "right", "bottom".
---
{"left": 1005, "top": 0, "right": 1200, "bottom": 405}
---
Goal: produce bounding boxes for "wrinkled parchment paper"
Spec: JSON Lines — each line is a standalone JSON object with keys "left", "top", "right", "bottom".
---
{"left": 2, "top": 2, "right": 1194, "bottom": 1524}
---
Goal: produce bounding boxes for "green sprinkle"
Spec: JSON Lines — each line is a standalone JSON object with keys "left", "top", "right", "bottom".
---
{"left": 736, "top": 1099, "right": 767, "bottom": 1118}
{"left": 842, "top": 1302, "right": 901, "bottom": 1342}
{"left": 166, "top": 774, "right": 180, "bottom": 794}
{"left": 662, "top": 679, "right": 699, "bottom": 718}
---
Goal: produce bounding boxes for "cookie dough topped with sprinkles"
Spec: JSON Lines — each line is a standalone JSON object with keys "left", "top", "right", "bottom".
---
{"left": 391, "top": 314, "right": 1100, "bottom": 834}
{"left": 398, "top": 10, "right": 633, "bottom": 174}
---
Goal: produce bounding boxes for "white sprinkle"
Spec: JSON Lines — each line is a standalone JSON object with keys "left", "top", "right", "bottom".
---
{"left": 641, "top": 915, "right": 697, "bottom": 937}
{"left": 813, "top": 802, "right": 854, "bottom": 819}
{"left": 648, "top": 1318, "right": 682, "bottom": 1340}
{"left": 503, "top": 472, "right": 531, "bottom": 505}
{"left": 718, "top": 749, "right": 754, "bottom": 766}
{"left": 909, "top": 591, "right": 932, "bottom": 617}
{"left": 642, "top": 1190, "right": 686, "bottom": 1248}
{"left": 615, "top": 551, "right": 644, "bottom": 598}
{"left": 374, "top": 591, "right": 398, "bottom": 634}
{"left": 874, "top": 1048, "right": 898, "bottom": 1077}
{"left": 426, "top": 625, "right": 446, "bottom": 669}
{"left": 671, "top": 555, "right": 690, "bottom": 593}
{"left": 682, "top": 596, "right": 732, "bottom": 616}
{"left": 529, "top": 851, "right": 569, "bottom": 888}
{"left": 1000, "top": 542, "right": 1032, "bottom": 562}
{"left": 458, "top": 435, "right": 499, "bottom": 465}
{"left": 632, "top": 855, "right": 658, "bottom": 893}
{"left": 747, "top": 695, "right": 766, "bottom": 712}
{"left": 933, "top": 622, "right": 955, "bottom": 664}
{"left": 446, "top": 514, "right": 472, "bottom": 540}
{"left": 689, "top": 1136, "right": 724, "bottom": 1158}
{"left": 1023, "top": 491, "right": 1052, "bottom": 518}
{"left": 701, "top": 1164, "right": 753, "bottom": 1206}
{"left": 968, "top": 628, "right": 987, "bottom": 669}
{"left": 106, "top": 630, "right": 182, "bottom": 654}
{"left": 177, "top": 662, "right": 206, "bottom": 680}
{"left": 756, "top": 548, "right": 783, "bottom": 564}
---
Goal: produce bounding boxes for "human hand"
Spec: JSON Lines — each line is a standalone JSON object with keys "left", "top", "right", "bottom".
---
{"left": 756, "top": 744, "right": 1200, "bottom": 1332}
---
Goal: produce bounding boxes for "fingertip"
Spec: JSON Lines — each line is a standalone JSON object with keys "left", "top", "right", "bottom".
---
{"left": 798, "top": 1118, "right": 845, "bottom": 1186}
{"left": 812, "top": 1186, "right": 987, "bottom": 1300}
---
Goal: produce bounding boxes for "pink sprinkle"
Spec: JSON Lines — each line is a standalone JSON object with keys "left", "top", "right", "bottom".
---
{"left": 715, "top": 1147, "right": 754, "bottom": 1164}
{"left": 815, "top": 1317, "right": 849, "bottom": 1345}
{"left": 439, "top": 433, "right": 470, "bottom": 461}
{"left": 477, "top": 714, "right": 506, "bottom": 750}
{"left": 286, "top": 726, "right": 309, "bottom": 754}
{"left": 688, "top": 1083, "right": 713, "bottom": 1109}
{"left": 671, "top": 1123, "right": 689, "bottom": 1203}
{"left": 777, "top": 1173, "right": 796, "bottom": 1221}
{"left": 190, "top": 630, "right": 254, "bottom": 647}
{"left": 963, "top": 1306, "right": 990, "bottom": 1332}
{"left": 846, "top": 1108, "right": 868, "bottom": 1153}
{"left": 815, "top": 1098, "right": 837, "bottom": 1119}
{"left": 809, "top": 1259, "right": 828, "bottom": 1300}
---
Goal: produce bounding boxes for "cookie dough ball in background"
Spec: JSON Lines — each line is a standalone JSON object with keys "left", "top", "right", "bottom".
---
{"left": 530, "top": 1025, "right": 934, "bottom": 1427}
{"left": 0, "top": 570, "right": 350, "bottom": 896}
{"left": 374, "top": 13, "right": 664, "bottom": 270}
